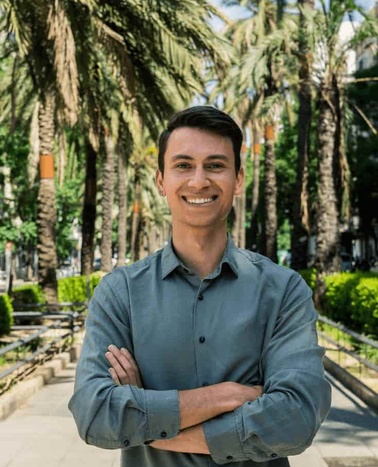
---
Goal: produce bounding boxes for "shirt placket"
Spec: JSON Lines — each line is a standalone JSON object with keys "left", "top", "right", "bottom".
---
{"left": 193, "top": 279, "right": 213, "bottom": 388}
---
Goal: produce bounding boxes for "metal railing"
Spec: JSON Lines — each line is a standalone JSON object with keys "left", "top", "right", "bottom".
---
{"left": 0, "top": 302, "right": 87, "bottom": 395}
{"left": 317, "top": 313, "right": 378, "bottom": 411}
{"left": 318, "top": 315, "right": 378, "bottom": 374}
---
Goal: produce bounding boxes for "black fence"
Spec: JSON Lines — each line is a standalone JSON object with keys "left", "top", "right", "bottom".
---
{"left": 0, "top": 302, "right": 87, "bottom": 395}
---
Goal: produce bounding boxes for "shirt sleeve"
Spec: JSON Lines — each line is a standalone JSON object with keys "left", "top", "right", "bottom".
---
{"left": 68, "top": 271, "right": 180, "bottom": 449}
{"left": 203, "top": 273, "right": 331, "bottom": 464}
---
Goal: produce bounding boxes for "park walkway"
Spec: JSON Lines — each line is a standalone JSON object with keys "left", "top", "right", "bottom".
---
{"left": 0, "top": 362, "right": 377, "bottom": 467}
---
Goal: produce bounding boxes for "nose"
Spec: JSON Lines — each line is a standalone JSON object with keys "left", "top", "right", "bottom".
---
{"left": 188, "top": 167, "right": 210, "bottom": 189}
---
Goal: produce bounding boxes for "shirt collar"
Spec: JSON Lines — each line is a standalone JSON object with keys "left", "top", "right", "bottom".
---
{"left": 161, "top": 234, "right": 239, "bottom": 280}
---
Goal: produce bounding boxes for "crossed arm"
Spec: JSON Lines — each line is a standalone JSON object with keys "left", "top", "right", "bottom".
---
{"left": 105, "top": 345, "right": 263, "bottom": 454}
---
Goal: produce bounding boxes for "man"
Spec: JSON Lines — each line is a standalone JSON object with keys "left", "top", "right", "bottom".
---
{"left": 69, "top": 106, "right": 331, "bottom": 467}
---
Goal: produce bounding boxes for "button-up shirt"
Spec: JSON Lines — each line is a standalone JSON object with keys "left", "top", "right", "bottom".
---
{"left": 69, "top": 236, "right": 331, "bottom": 467}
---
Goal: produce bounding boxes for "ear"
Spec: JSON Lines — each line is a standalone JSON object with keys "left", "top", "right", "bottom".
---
{"left": 156, "top": 169, "right": 165, "bottom": 195}
{"left": 234, "top": 167, "right": 245, "bottom": 196}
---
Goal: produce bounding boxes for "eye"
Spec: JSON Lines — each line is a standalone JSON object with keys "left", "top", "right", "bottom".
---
{"left": 207, "top": 162, "right": 224, "bottom": 169}
{"left": 175, "top": 162, "right": 191, "bottom": 169}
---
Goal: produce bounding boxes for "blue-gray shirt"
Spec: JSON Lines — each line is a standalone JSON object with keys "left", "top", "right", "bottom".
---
{"left": 69, "top": 237, "right": 331, "bottom": 467}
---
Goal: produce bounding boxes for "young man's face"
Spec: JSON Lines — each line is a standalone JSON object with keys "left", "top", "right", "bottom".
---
{"left": 156, "top": 127, "right": 244, "bottom": 231}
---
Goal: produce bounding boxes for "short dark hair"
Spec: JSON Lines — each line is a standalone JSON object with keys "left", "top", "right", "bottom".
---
{"left": 158, "top": 106, "right": 243, "bottom": 174}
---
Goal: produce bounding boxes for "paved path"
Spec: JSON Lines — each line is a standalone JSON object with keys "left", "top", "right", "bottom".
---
{"left": 0, "top": 363, "right": 377, "bottom": 467}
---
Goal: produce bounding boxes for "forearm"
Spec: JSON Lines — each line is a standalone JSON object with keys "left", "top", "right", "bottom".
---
{"left": 151, "top": 424, "right": 209, "bottom": 454}
{"left": 178, "top": 382, "right": 262, "bottom": 430}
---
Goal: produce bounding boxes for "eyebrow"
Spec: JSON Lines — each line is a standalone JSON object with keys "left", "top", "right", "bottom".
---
{"left": 170, "top": 154, "right": 231, "bottom": 162}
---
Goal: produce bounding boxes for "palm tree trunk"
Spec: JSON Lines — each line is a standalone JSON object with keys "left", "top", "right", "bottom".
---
{"left": 290, "top": 0, "right": 313, "bottom": 270}
{"left": 261, "top": 124, "right": 278, "bottom": 262}
{"left": 231, "top": 196, "right": 242, "bottom": 247}
{"left": 100, "top": 127, "right": 115, "bottom": 272}
{"left": 37, "top": 91, "right": 58, "bottom": 303}
{"left": 130, "top": 173, "right": 141, "bottom": 263}
{"left": 139, "top": 217, "right": 148, "bottom": 260}
{"left": 333, "top": 82, "right": 350, "bottom": 224}
{"left": 240, "top": 184, "right": 246, "bottom": 249}
{"left": 57, "top": 110, "right": 66, "bottom": 187}
{"left": 314, "top": 81, "right": 341, "bottom": 306}
{"left": 250, "top": 123, "right": 261, "bottom": 250}
{"left": 116, "top": 148, "right": 128, "bottom": 267}
{"left": 81, "top": 137, "right": 97, "bottom": 276}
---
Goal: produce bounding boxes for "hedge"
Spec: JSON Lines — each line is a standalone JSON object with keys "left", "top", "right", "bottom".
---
{"left": 298, "top": 268, "right": 316, "bottom": 291}
{"left": 350, "top": 278, "right": 378, "bottom": 337}
{"left": 12, "top": 284, "right": 44, "bottom": 308}
{"left": 58, "top": 273, "right": 103, "bottom": 306}
{"left": 299, "top": 269, "right": 378, "bottom": 339}
{"left": 11, "top": 273, "right": 104, "bottom": 308}
{"left": 0, "top": 294, "right": 13, "bottom": 336}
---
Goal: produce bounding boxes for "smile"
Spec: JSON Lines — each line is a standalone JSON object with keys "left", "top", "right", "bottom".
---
{"left": 183, "top": 196, "right": 217, "bottom": 205}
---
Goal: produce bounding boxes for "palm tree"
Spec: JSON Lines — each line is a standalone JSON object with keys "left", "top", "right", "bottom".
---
{"left": 290, "top": 0, "right": 314, "bottom": 271}
{"left": 220, "top": 0, "right": 296, "bottom": 262}
{"left": 37, "top": 90, "right": 59, "bottom": 303}
{"left": 1, "top": 1, "right": 89, "bottom": 301}
{"left": 81, "top": 135, "right": 98, "bottom": 276}
{"left": 2, "top": 0, "right": 230, "bottom": 281}
{"left": 81, "top": 0, "right": 229, "bottom": 272}
{"left": 128, "top": 138, "right": 170, "bottom": 262}
{"left": 312, "top": 1, "right": 378, "bottom": 302}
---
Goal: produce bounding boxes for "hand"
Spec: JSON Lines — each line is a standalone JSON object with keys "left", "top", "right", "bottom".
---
{"left": 105, "top": 345, "right": 143, "bottom": 388}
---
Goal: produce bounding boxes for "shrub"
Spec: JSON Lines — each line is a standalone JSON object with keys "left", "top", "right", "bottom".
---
{"left": 323, "top": 273, "right": 360, "bottom": 327}
{"left": 0, "top": 294, "right": 13, "bottom": 336}
{"left": 88, "top": 272, "right": 103, "bottom": 295}
{"left": 298, "top": 268, "right": 316, "bottom": 291}
{"left": 11, "top": 285, "right": 45, "bottom": 309}
{"left": 10, "top": 273, "right": 104, "bottom": 313}
{"left": 57, "top": 273, "right": 104, "bottom": 308}
{"left": 317, "top": 272, "right": 378, "bottom": 339}
{"left": 350, "top": 278, "right": 378, "bottom": 338}
{"left": 58, "top": 276, "right": 88, "bottom": 304}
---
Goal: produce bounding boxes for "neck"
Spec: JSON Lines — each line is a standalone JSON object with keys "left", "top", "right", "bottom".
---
{"left": 171, "top": 224, "right": 228, "bottom": 279}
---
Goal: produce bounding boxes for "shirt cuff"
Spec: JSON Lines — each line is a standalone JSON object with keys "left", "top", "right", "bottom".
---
{"left": 203, "top": 411, "right": 244, "bottom": 465}
{"left": 145, "top": 389, "right": 180, "bottom": 440}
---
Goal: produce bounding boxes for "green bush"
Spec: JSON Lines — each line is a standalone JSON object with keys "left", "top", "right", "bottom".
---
{"left": 11, "top": 273, "right": 103, "bottom": 312}
{"left": 323, "top": 273, "right": 360, "bottom": 327}
{"left": 0, "top": 294, "right": 13, "bottom": 336}
{"left": 319, "top": 272, "right": 378, "bottom": 339}
{"left": 11, "top": 285, "right": 45, "bottom": 309}
{"left": 58, "top": 273, "right": 103, "bottom": 307}
{"left": 88, "top": 272, "right": 103, "bottom": 295}
{"left": 58, "top": 276, "right": 88, "bottom": 304}
{"left": 350, "top": 278, "right": 378, "bottom": 337}
{"left": 298, "top": 268, "right": 316, "bottom": 291}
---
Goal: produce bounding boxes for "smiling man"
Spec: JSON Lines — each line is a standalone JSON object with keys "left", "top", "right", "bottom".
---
{"left": 69, "top": 106, "right": 331, "bottom": 467}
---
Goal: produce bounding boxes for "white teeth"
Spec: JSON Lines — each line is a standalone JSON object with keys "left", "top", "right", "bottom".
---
{"left": 186, "top": 197, "right": 214, "bottom": 204}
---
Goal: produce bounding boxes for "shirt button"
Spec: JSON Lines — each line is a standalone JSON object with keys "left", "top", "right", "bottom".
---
{"left": 271, "top": 453, "right": 278, "bottom": 458}
{"left": 198, "top": 294, "right": 204, "bottom": 300}
{"left": 160, "top": 431, "right": 167, "bottom": 438}
{"left": 227, "top": 455, "right": 233, "bottom": 460}
{"left": 199, "top": 336, "right": 206, "bottom": 343}
{"left": 124, "top": 439, "right": 130, "bottom": 447}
